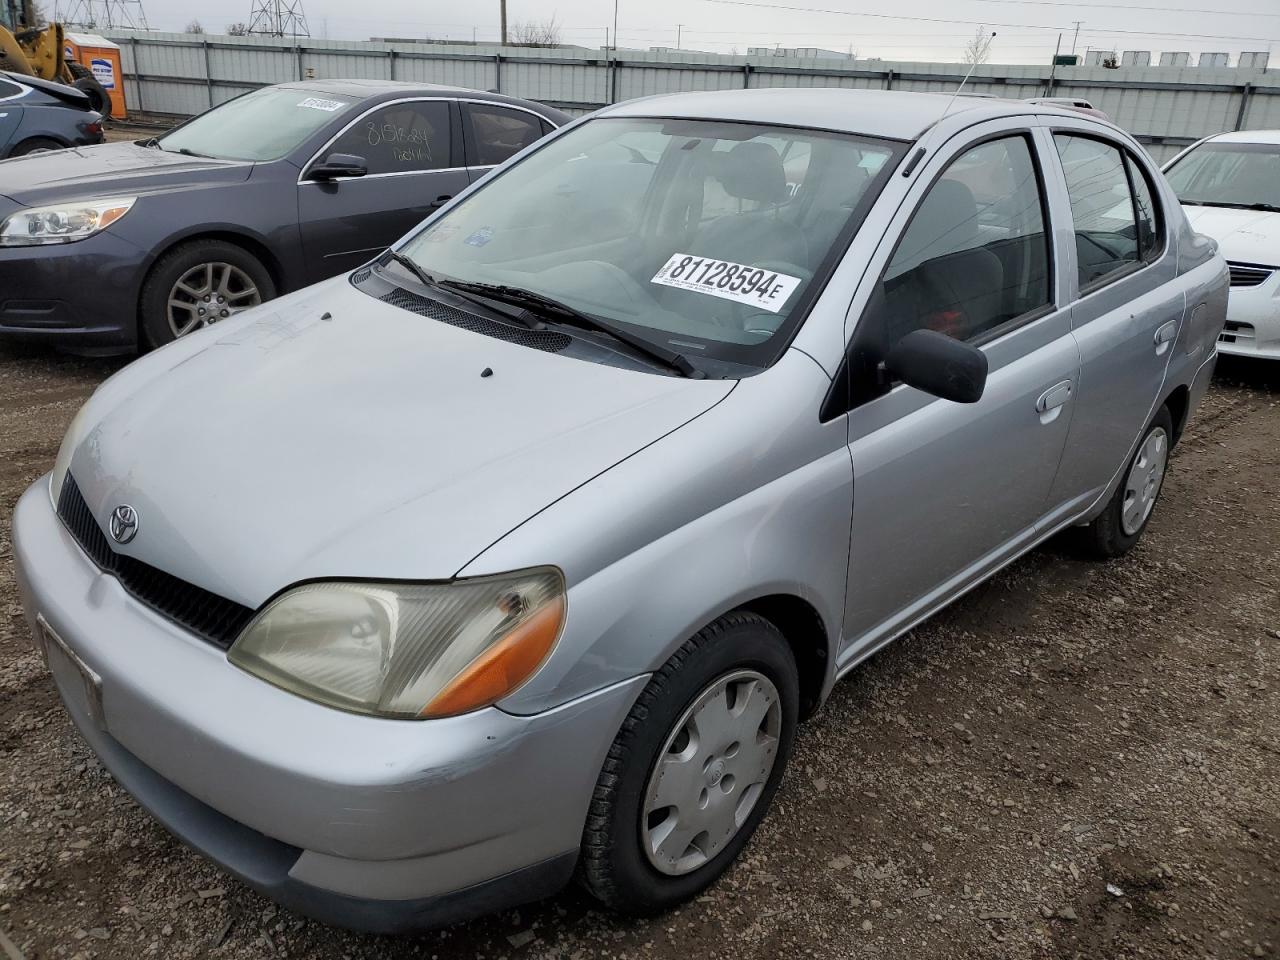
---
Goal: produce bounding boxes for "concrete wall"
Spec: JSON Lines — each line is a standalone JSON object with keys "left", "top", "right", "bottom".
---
{"left": 106, "top": 31, "right": 1280, "bottom": 163}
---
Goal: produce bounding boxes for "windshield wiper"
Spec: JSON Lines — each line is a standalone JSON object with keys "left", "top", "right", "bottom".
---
{"left": 379, "top": 253, "right": 541, "bottom": 330}
{"left": 1192, "top": 200, "right": 1280, "bottom": 213}
{"left": 435, "top": 281, "right": 705, "bottom": 379}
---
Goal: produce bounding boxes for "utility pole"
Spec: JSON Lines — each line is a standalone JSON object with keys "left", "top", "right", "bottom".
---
{"left": 1071, "top": 20, "right": 1082, "bottom": 56}
{"left": 676, "top": 23, "right": 683, "bottom": 49}
{"left": 500, "top": 0, "right": 507, "bottom": 45}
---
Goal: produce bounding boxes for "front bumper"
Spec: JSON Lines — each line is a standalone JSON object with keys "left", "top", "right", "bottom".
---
{"left": 13, "top": 478, "right": 646, "bottom": 931}
{"left": 1217, "top": 272, "right": 1280, "bottom": 359}
{"left": 0, "top": 228, "right": 146, "bottom": 353}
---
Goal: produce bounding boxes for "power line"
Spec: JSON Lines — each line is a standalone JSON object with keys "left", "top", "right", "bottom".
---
{"left": 920, "top": 0, "right": 1280, "bottom": 18}
{"left": 700, "top": 0, "right": 1280, "bottom": 43}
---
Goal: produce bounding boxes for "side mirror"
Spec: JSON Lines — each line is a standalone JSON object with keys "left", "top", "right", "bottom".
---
{"left": 309, "top": 153, "right": 368, "bottom": 181}
{"left": 885, "top": 329, "right": 988, "bottom": 404}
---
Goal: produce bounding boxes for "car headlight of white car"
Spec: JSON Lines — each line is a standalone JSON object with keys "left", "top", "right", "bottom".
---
{"left": 228, "top": 568, "right": 566, "bottom": 719}
{"left": 0, "top": 197, "right": 136, "bottom": 246}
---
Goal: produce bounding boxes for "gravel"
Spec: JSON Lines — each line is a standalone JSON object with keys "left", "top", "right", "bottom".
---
{"left": 1, "top": 346, "right": 1276, "bottom": 960}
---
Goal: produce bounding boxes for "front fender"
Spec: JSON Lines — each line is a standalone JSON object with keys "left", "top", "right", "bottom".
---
{"left": 465, "top": 348, "right": 851, "bottom": 716}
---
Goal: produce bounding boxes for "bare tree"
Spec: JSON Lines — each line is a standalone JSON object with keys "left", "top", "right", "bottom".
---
{"left": 226, "top": 21, "right": 250, "bottom": 36}
{"left": 184, "top": 18, "right": 206, "bottom": 34}
{"left": 509, "top": 14, "right": 561, "bottom": 47}
{"left": 962, "top": 26, "right": 994, "bottom": 65}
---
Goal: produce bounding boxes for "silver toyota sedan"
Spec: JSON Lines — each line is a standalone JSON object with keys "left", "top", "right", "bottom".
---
{"left": 13, "top": 88, "right": 1227, "bottom": 932}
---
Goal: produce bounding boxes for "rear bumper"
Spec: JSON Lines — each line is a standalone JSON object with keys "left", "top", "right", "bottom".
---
{"left": 13, "top": 477, "right": 646, "bottom": 930}
{"left": 0, "top": 229, "right": 145, "bottom": 353}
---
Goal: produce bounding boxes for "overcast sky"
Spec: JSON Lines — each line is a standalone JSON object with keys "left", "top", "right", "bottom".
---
{"left": 78, "top": 0, "right": 1280, "bottom": 65}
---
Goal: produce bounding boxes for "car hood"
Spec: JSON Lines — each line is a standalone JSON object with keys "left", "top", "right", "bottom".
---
{"left": 1181, "top": 204, "right": 1280, "bottom": 266}
{"left": 65, "top": 280, "right": 734, "bottom": 608}
{"left": 0, "top": 141, "right": 252, "bottom": 206}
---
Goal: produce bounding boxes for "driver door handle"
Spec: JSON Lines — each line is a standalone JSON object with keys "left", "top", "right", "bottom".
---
{"left": 427, "top": 194, "right": 453, "bottom": 211}
{"left": 1036, "top": 379, "right": 1073, "bottom": 424}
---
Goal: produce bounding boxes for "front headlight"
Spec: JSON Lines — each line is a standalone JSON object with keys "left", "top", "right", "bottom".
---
{"left": 0, "top": 197, "right": 136, "bottom": 246}
{"left": 228, "top": 568, "right": 565, "bottom": 719}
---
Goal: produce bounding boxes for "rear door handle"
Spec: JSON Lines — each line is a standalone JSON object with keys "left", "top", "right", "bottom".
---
{"left": 1154, "top": 319, "right": 1179, "bottom": 355}
{"left": 1036, "top": 379, "right": 1073, "bottom": 414}
{"left": 426, "top": 194, "right": 453, "bottom": 211}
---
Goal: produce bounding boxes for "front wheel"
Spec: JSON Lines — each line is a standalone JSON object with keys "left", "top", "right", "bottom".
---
{"left": 579, "top": 612, "right": 798, "bottom": 913}
{"left": 139, "top": 240, "right": 275, "bottom": 348}
{"left": 1077, "top": 405, "right": 1173, "bottom": 558}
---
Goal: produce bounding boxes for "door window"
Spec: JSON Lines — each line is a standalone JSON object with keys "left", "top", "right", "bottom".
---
{"left": 467, "top": 104, "right": 545, "bottom": 166}
{"left": 1054, "top": 134, "right": 1142, "bottom": 290}
{"left": 869, "top": 134, "right": 1052, "bottom": 349}
{"left": 0, "top": 78, "right": 23, "bottom": 100}
{"left": 1127, "top": 153, "right": 1162, "bottom": 263}
{"left": 326, "top": 100, "right": 451, "bottom": 175}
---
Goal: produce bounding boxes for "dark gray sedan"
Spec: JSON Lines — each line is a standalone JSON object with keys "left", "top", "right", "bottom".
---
{"left": 0, "top": 79, "right": 568, "bottom": 353}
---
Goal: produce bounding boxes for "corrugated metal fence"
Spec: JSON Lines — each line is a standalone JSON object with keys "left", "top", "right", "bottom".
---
{"left": 105, "top": 31, "right": 1280, "bottom": 162}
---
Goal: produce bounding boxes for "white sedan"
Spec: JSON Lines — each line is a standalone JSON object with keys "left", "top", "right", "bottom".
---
{"left": 1164, "top": 130, "right": 1280, "bottom": 359}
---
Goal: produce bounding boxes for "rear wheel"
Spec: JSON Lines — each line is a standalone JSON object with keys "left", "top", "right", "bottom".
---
{"left": 579, "top": 612, "right": 799, "bottom": 913}
{"left": 1077, "top": 406, "right": 1173, "bottom": 558}
{"left": 9, "top": 137, "right": 63, "bottom": 157}
{"left": 139, "top": 240, "right": 275, "bottom": 348}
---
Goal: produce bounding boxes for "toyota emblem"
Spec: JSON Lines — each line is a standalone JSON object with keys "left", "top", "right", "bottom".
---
{"left": 109, "top": 504, "right": 139, "bottom": 544}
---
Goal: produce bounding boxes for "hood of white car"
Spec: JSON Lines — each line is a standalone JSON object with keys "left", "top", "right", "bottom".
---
{"left": 1182, "top": 204, "right": 1280, "bottom": 266}
{"left": 64, "top": 280, "right": 733, "bottom": 608}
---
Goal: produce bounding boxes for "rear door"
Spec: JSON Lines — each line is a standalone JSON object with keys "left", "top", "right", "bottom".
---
{"left": 1039, "top": 120, "right": 1182, "bottom": 516}
{"left": 296, "top": 98, "right": 471, "bottom": 281}
{"left": 0, "top": 77, "right": 26, "bottom": 156}
{"left": 460, "top": 101, "right": 552, "bottom": 183}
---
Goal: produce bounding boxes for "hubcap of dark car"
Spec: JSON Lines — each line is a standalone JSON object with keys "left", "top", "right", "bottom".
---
{"left": 167, "top": 262, "right": 262, "bottom": 339}
{"left": 642, "top": 669, "right": 781, "bottom": 876}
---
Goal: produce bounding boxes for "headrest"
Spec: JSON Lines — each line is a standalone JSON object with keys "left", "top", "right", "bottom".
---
{"left": 917, "top": 179, "right": 981, "bottom": 249}
{"left": 716, "top": 141, "right": 787, "bottom": 204}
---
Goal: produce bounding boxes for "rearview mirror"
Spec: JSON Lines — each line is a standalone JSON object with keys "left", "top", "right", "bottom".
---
{"left": 885, "top": 329, "right": 988, "bottom": 404}
{"left": 309, "top": 153, "right": 368, "bottom": 181}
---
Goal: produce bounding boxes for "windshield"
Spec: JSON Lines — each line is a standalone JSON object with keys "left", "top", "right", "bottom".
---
{"left": 1165, "top": 142, "right": 1280, "bottom": 210}
{"left": 158, "top": 87, "right": 356, "bottom": 162}
{"left": 396, "top": 116, "right": 901, "bottom": 368}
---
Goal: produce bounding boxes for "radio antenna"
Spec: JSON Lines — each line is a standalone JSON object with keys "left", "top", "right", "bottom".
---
{"left": 901, "top": 31, "right": 996, "bottom": 177}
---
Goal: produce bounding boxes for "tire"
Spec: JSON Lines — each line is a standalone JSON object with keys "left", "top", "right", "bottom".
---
{"left": 66, "top": 62, "right": 111, "bottom": 118}
{"left": 1077, "top": 405, "right": 1174, "bottom": 559}
{"left": 579, "top": 611, "right": 799, "bottom": 914}
{"left": 139, "top": 240, "right": 275, "bottom": 349}
{"left": 8, "top": 137, "right": 63, "bottom": 157}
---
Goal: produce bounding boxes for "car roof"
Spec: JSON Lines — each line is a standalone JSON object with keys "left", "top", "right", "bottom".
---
{"left": 598, "top": 87, "right": 1085, "bottom": 141}
{"left": 1204, "top": 129, "right": 1280, "bottom": 145}
{"left": 275, "top": 79, "right": 570, "bottom": 121}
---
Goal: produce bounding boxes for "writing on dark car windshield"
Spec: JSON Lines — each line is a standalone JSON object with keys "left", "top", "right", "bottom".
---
{"left": 395, "top": 116, "right": 901, "bottom": 369}
{"left": 158, "top": 87, "right": 356, "bottom": 163}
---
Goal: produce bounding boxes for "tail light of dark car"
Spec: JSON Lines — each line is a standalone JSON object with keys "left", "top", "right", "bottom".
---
{"left": 78, "top": 116, "right": 105, "bottom": 142}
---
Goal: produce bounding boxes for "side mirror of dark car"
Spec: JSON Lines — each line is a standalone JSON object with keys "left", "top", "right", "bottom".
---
{"left": 885, "top": 329, "right": 988, "bottom": 404}
{"left": 309, "top": 153, "right": 368, "bottom": 180}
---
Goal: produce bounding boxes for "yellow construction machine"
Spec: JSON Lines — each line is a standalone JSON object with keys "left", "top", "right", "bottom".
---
{"left": 1, "top": 0, "right": 112, "bottom": 116}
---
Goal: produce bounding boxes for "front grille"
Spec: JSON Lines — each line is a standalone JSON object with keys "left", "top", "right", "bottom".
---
{"left": 379, "top": 288, "right": 572, "bottom": 353}
{"left": 1227, "top": 262, "right": 1274, "bottom": 288}
{"left": 56, "top": 475, "right": 255, "bottom": 650}
{"left": 1219, "top": 320, "right": 1256, "bottom": 345}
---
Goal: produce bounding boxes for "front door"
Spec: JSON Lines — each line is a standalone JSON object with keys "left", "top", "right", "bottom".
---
{"left": 297, "top": 98, "right": 471, "bottom": 282}
{"left": 1041, "top": 128, "right": 1184, "bottom": 512}
{"left": 838, "top": 128, "right": 1078, "bottom": 663}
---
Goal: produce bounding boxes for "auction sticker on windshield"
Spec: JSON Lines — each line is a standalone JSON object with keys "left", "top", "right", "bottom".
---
{"left": 297, "top": 97, "right": 347, "bottom": 112}
{"left": 651, "top": 254, "right": 801, "bottom": 313}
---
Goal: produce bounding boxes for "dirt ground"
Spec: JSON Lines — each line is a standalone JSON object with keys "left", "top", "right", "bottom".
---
{"left": 0, "top": 344, "right": 1276, "bottom": 960}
